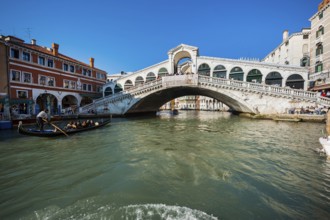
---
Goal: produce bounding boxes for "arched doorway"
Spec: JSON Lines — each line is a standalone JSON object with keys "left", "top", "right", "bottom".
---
{"left": 265, "top": 72, "right": 283, "bottom": 86}
{"left": 229, "top": 67, "right": 244, "bottom": 81}
{"left": 146, "top": 72, "right": 156, "bottom": 82}
{"left": 213, "top": 65, "right": 227, "bottom": 78}
{"left": 135, "top": 76, "right": 144, "bottom": 86}
{"left": 124, "top": 80, "right": 133, "bottom": 90}
{"left": 36, "top": 93, "right": 58, "bottom": 114}
{"left": 172, "top": 50, "right": 193, "bottom": 74}
{"left": 286, "top": 74, "right": 304, "bottom": 89}
{"left": 246, "top": 69, "right": 262, "bottom": 83}
{"left": 178, "top": 58, "right": 192, "bottom": 74}
{"left": 62, "top": 95, "right": 78, "bottom": 114}
{"left": 198, "top": 63, "right": 211, "bottom": 76}
{"left": 114, "top": 84, "right": 123, "bottom": 93}
{"left": 104, "top": 87, "right": 113, "bottom": 97}
{"left": 158, "top": 68, "right": 169, "bottom": 78}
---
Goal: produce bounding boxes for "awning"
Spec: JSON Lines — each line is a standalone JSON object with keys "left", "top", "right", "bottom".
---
{"left": 79, "top": 93, "right": 102, "bottom": 99}
{"left": 309, "top": 83, "right": 330, "bottom": 91}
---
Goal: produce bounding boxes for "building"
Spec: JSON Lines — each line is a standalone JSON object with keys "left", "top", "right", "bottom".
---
{"left": 1, "top": 35, "right": 107, "bottom": 119}
{"left": 308, "top": 0, "right": 330, "bottom": 91}
{"left": 262, "top": 28, "right": 310, "bottom": 67}
{"left": 262, "top": 0, "right": 330, "bottom": 92}
{"left": 0, "top": 36, "right": 10, "bottom": 121}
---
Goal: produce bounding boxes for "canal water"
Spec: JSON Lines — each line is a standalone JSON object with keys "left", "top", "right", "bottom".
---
{"left": 0, "top": 111, "right": 330, "bottom": 219}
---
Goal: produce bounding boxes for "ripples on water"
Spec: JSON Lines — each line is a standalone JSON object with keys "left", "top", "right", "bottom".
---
{"left": 0, "top": 111, "right": 330, "bottom": 219}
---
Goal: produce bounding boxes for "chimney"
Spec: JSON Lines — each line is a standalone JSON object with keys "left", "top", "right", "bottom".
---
{"left": 90, "top": 57, "right": 94, "bottom": 68}
{"left": 31, "top": 39, "right": 36, "bottom": 45}
{"left": 52, "top": 43, "right": 59, "bottom": 56}
{"left": 282, "top": 30, "right": 289, "bottom": 42}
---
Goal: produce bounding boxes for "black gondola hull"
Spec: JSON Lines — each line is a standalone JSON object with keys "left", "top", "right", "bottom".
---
{"left": 18, "top": 119, "right": 111, "bottom": 137}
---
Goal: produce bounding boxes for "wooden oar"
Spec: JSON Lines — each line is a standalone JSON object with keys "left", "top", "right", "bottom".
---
{"left": 43, "top": 119, "right": 69, "bottom": 137}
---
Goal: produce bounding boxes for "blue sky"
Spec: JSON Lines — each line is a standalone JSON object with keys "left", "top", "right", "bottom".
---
{"left": 1, "top": 0, "right": 319, "bottom": 74}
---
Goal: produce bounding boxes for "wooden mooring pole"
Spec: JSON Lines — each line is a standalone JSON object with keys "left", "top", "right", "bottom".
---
{"left": 326, "top": 111, "right": 330, "bottom": 137}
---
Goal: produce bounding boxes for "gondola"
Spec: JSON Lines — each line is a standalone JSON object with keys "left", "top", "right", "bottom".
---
{"left": 17, "top": 119, "right": 111, "bottom": 137}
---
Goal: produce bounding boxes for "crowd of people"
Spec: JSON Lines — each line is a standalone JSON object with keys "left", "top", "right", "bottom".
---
{"left": 287, "top": 105, "right": 329, "bottom": 115}
{"left": 64, "top": 120, "right": 99, "bottom": 130}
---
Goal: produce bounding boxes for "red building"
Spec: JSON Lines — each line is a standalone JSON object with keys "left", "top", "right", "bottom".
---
{"left": 1, "top": 36, "right": 107, "bottom": 118}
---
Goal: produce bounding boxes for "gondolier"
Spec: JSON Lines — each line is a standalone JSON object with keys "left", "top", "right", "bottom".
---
{"left": 36, "top": 109, "right": 49, "bottom": 131}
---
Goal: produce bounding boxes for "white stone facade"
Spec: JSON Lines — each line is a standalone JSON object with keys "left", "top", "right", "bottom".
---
{"left": 262, "top": 29, "right": 310, "bottom": 67}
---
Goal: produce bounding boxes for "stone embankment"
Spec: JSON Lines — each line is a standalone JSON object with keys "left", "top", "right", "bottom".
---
{"left": 240, "top": 113, "right": 326, "bottom": 123}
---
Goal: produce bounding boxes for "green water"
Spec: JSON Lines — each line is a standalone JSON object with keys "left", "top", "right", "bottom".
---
{"left": 0, "top": 111, "right": 329, "bottom": 219}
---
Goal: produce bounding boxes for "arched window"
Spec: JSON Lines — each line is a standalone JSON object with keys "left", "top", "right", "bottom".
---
{"left": 135, "top": 76, "right": 144, "bottom": 86}
{"left": 114, "top": 84, "right": 123, "bottom": 93}
{"left": 213, "top": 65, "right": 226, "bottom": 78}
{"left": 229, "top": 67, "right": 244, "bottom": 81}
{"left": 316, "top": 43, "right": 323, "bottom": 56}
{"left": 158, "top": 68, "right": 168, "bottom": 78}
{"left": 197, "top": 63, "right": 210, "bottom": 76}
{"left": 104, "top": 87, "right": 112, "bottom": 97}
{"left": 316, "top": 26, "right": 324, "bottom": 38}
{"left": 286, "top": 74, "right": 304, "bottom": 89}
{"left": 146, "top": 72, "right": 156, "bottom": 82}
{"left": 124, "top": 80, "right": 133, "bottom": 90}
{"left": 265, "top": 72, "right": 283, "bottom": 86}
{"left": 246, "top": 69, "right": 262, "bottom": 83}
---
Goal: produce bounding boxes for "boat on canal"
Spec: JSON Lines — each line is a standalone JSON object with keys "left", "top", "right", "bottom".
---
{"left": 17, "top": 118, "right": 111, "bottom": 137}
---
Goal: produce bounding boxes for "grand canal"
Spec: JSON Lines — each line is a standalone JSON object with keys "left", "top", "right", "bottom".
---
{"left": 0, "top": 111, "right": 330, "bottom": 219}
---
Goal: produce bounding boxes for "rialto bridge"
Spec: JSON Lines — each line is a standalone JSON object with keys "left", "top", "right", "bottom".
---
{"left": 81, "top": 44, "right": 330, "bottom": 115}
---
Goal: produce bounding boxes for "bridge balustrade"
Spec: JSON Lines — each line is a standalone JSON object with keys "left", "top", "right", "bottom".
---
{"left": 80, "top": 75, "right": 328, "bottom": 114}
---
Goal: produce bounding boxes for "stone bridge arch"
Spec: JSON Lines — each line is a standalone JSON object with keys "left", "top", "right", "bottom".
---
{"left": 125, "top": 85, "right": 254, "bottom": 114}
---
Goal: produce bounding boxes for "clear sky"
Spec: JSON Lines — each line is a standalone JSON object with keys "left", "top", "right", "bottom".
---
{"left": 0, "top": 0, "right": 319, "bottom": 74}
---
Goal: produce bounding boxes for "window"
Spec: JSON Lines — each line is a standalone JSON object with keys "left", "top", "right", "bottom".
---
{"left": 22, "top": 52, "right": 30, "bottom": 61}
{"left": 63, "top": 63, "right": 69, "bottom": 71}
{"left": 316, "top": 26, "right": 324, "bottom": 38}
{"left": 48, "top": 77, "right": 55, "bottom": 86}
{"left": 64, "top": 80, "right": 69, "bottom": 88}
{"left": 82, "top": 68, "right": 87, "bottom": 76}
{"left": 23, "top": 72, "right": 31, "bottom": 83}
{"left": 10, "top": 48, "right": 19, "bottom": 58}
{"left": 70, "top": 65, "right": 75, "bottom": 73}
{"left": 11, "top": 70, "right": 21, "bottom": 81}
{"left": 88, "top": 84, "right": 92, "bottom": 91}
{"left": 300, "top": 57, "right": 310, "bottom": 67}
{"left": 319, "top": 12, "right": 323, "bottom": 19}
{"left": 87, "top": 70, "right": 91, "bottom": 77}
{"left": 303, "top": 34, "right": 309, "bottom": 39}
{"left": 315, "top": 62, "right": 323, "bottom": 73}
{"left": 17, "top": 90, "right": 28, "bottom": 99}
{"left": 39, "top": 75, "right": 47, "bottom": 85}
{"left": 38, "top": 56, "right": 45, "bottom": 65}
{"left": 83, "top": 84, "right": 87, "bottom": 91}
{"left": 316, "top": 44, "right": 323, "bottom": 56}
{"left": 48, "top": 59, "right": 54, "bottom": 68}
{"left": 70, "top": 81, "right": 76, "bottom": 89}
